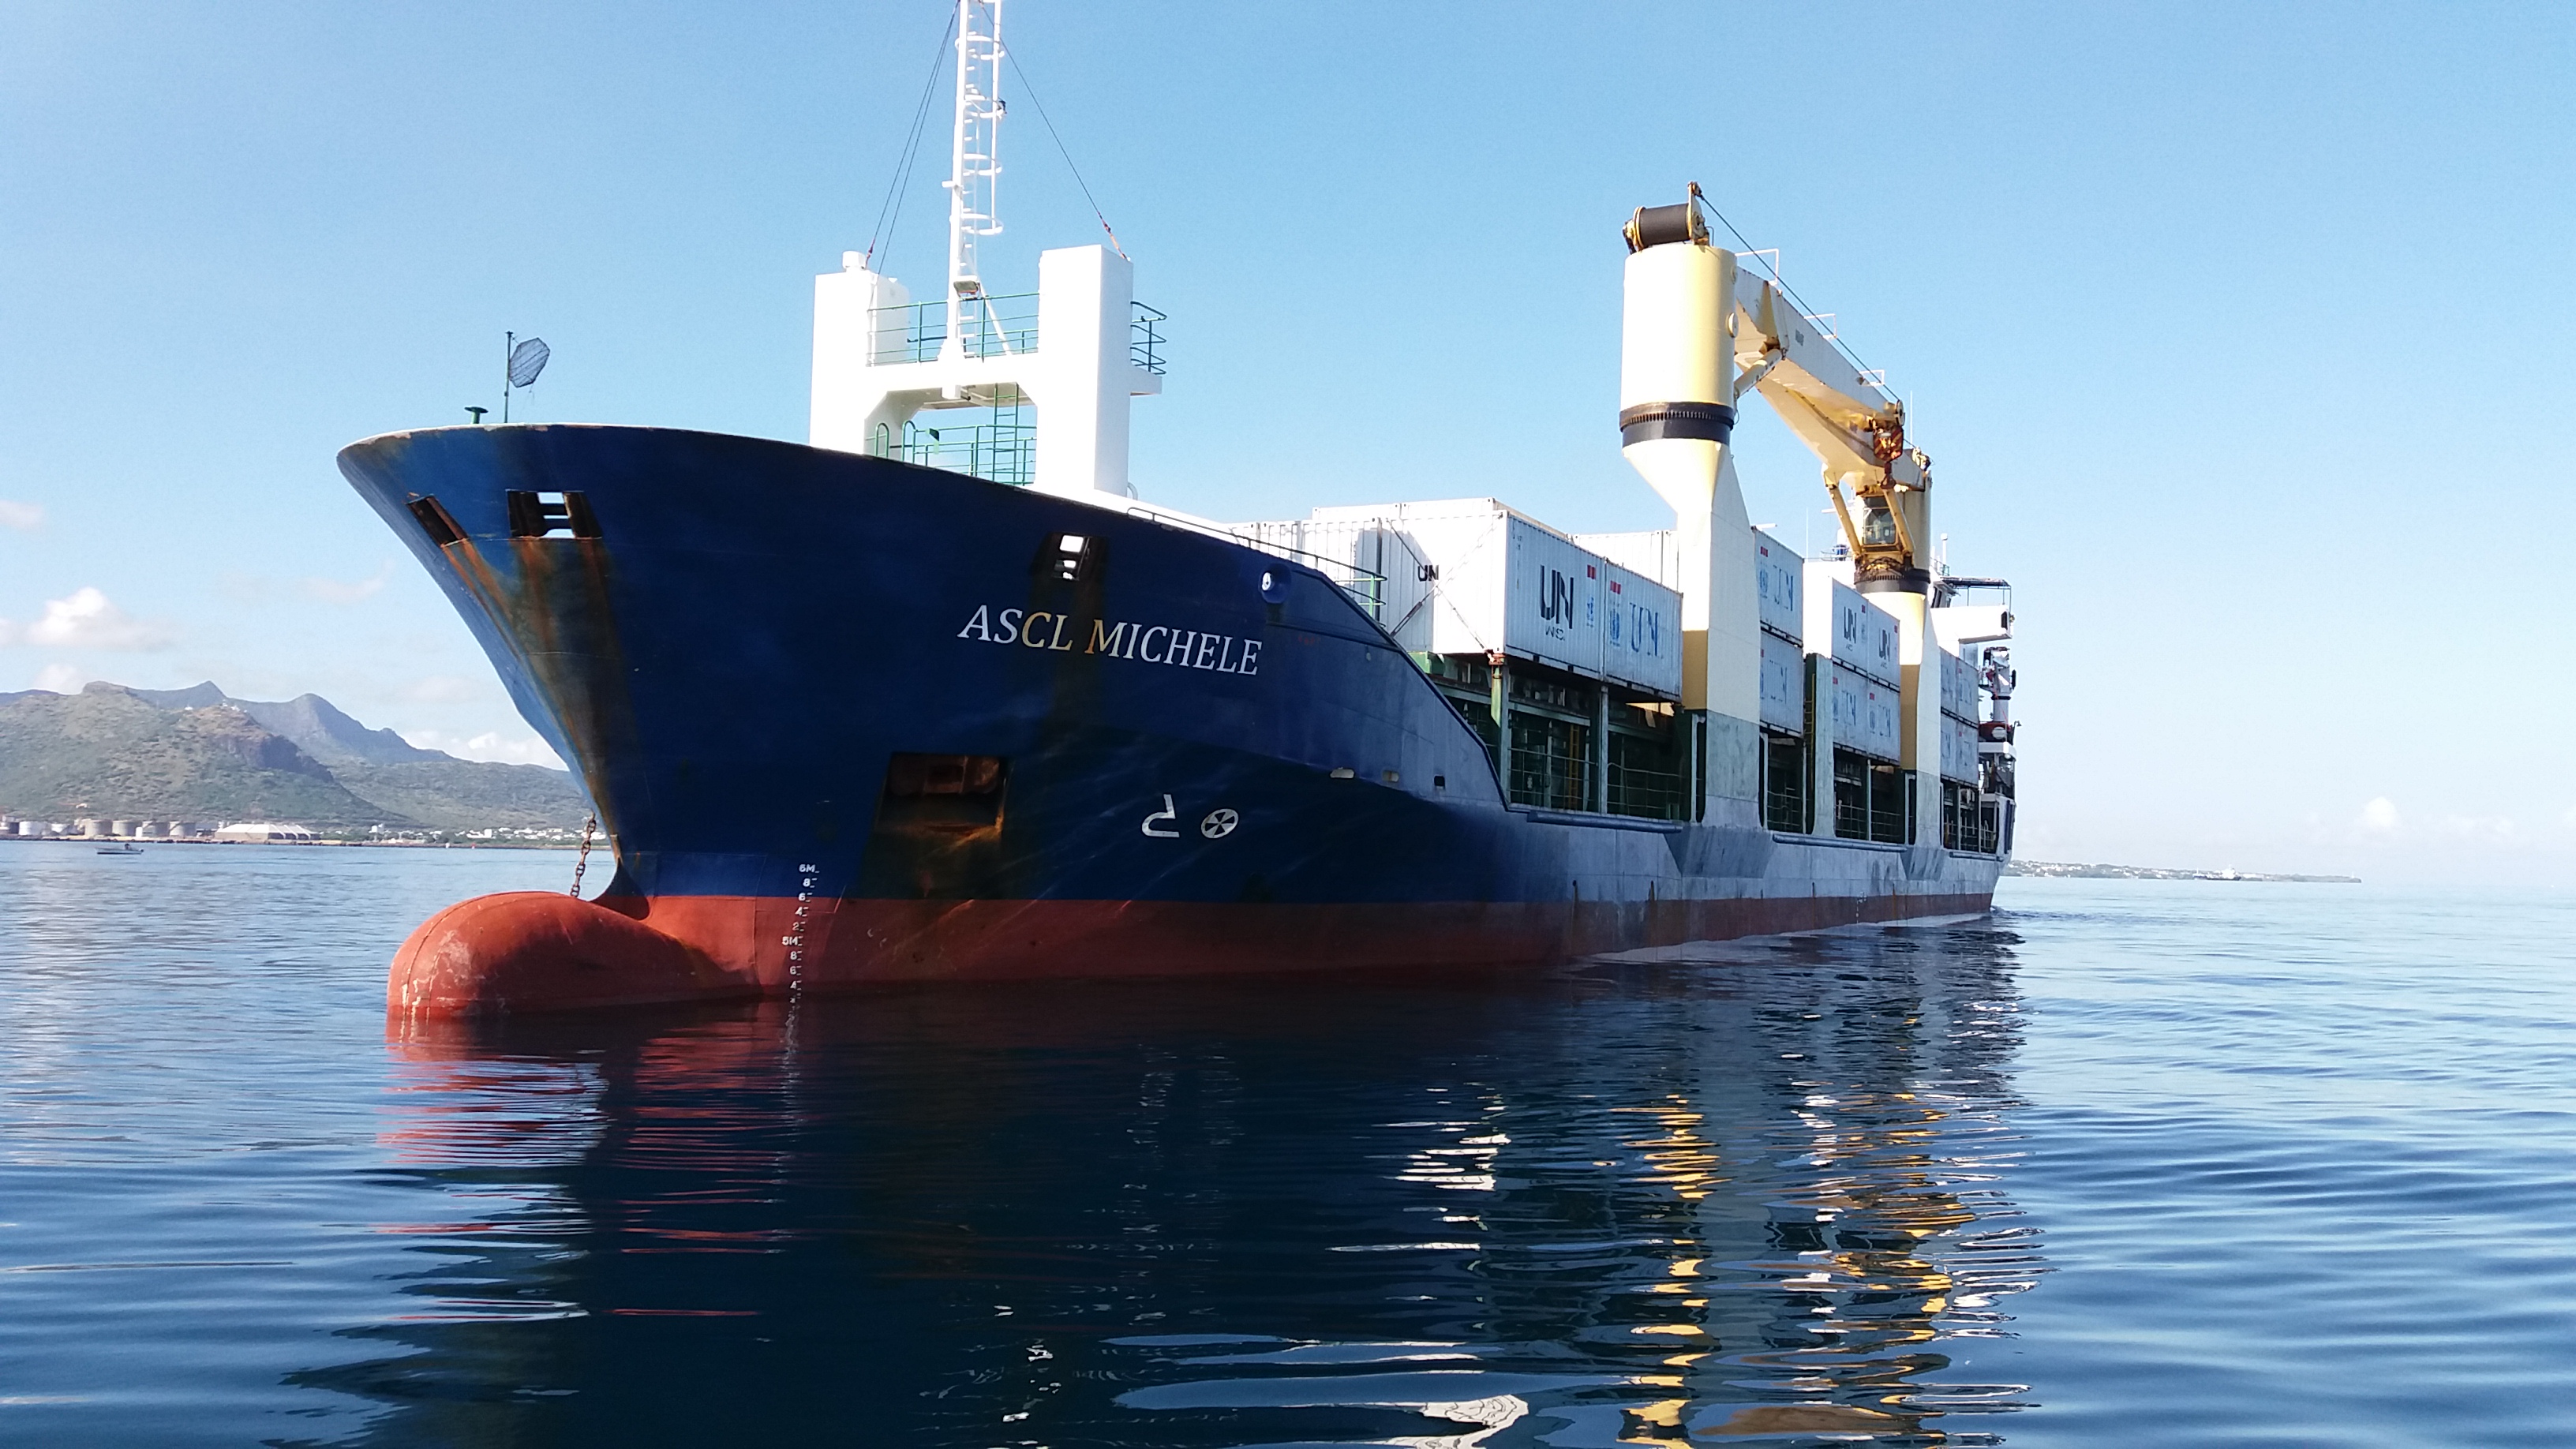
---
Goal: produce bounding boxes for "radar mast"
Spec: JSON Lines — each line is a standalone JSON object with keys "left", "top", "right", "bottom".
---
{"left": 942, "top": 0, "right": 1007, "bottom": 361}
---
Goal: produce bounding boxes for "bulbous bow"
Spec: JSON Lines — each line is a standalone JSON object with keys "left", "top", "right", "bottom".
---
{"left": 389, "top": 891, "right": 759, "bottom": 1017}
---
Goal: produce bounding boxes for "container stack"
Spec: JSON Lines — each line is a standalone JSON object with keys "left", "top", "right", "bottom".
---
{"left": 1247, "top": 500, "right": 1685, "bottom": 701}
{"left": 1809, "top": 571, "right": 1902, "bottom": 763}
{"left": 1234, "top": 499, "right": 1690, "bottom": 818}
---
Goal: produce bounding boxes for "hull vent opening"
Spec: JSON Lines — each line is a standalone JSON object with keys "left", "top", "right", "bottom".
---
{"left": 1038, "top": 533, "right": 1095, "bottom": 582}
{"left": 880, "top": 753, "right": 1008, "bottom": 833}
{"left": 507, "top": 490, "right": 602, "bottom": 539}
{"left": 406, "top": 496, "right": 465, "bottom": 547}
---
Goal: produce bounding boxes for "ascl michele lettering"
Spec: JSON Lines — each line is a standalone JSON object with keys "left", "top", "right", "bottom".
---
{"left": 956, "top": 605, "right": 1265, "bottom": 676}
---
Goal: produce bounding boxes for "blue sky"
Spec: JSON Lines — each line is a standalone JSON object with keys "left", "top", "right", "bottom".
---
{"left": 2, "top": 1, "right": 2568, "bottom": 883}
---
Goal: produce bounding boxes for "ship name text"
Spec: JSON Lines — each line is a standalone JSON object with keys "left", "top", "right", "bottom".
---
{"left": 955, "top": 605, "right": 1264, "bottom": 676}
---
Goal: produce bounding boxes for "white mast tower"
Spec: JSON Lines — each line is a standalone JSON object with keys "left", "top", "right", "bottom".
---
{"left": 809, "top": 0, "right": 1161, "bottom": 502}
{"left": 942, "top": 0, "right": 1005, "bottom": 363}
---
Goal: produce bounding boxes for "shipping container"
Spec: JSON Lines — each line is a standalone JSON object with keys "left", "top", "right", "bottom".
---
{"left": 1574, "top": 529, "right": 1679, "bottom": 590}
{"left": 1939, "top": 645, "right": 1979, "bottom": 722}
{"left": 1802, "top": 567, "right": 1901, "bottom": 688}
{"left": 1759, "top": 632, "right": 1807, "bottom": 734}
{"left": 1940, "top": 713, "right": 1979, "bottom": 784}
{"left": 1601, "top": 561, "right": 1685, "bottom": 696}
{"left": 1254, "top": 500, "right": 1683, "bottom": 699}
{"left": 1261, "top": 500, "right": 1503, "bottom": 657}
{"left": 1227, "top": 515, "right": 1450, "bottom": 651}
{"left": 1502, "top": 515, "right": 1605, "bottom": 676}
{"left": 1754, "top": 530, "right": 1802, "bottom": 641}
{"left": 1828, "top": 661, "right": 1901, "bottom": 760}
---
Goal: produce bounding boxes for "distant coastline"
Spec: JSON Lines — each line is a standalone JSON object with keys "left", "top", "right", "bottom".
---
{"left": 0, "top": 834, "right": 576, "bottom": 851}
{"left": 2005, "top": 860, "right": 2360, "bottom": 884}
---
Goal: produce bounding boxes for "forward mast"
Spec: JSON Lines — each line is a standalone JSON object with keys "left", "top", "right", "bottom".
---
{"left": 809, "top": 0, "right": 1162, "bottom": 501}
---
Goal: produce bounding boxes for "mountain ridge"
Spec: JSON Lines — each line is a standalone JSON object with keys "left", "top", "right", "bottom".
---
{"left": 0, "top": 682, "right": 589, "bottom": 831}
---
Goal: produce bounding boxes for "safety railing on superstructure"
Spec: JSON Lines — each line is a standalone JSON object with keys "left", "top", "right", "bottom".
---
{"left": 882, "top": 401, "right": 1035, "bottom": 487}
{"left": 1222, "top": 520, "right": 1388, "bottom": 623}
{"left": 1932, "top": 574, "right": 2012, "bottom": 610}
{"left": 868, "top": 292, "right": 1041, "bottom": 365}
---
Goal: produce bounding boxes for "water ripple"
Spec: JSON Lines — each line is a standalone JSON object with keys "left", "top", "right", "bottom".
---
{"left": 2, "top": 852, "right": 2571, "bottom": 1445}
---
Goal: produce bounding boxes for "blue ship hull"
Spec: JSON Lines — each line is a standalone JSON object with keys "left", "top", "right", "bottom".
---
{"left": 341, "top": 425, "right": 1996, "bottom": 1006}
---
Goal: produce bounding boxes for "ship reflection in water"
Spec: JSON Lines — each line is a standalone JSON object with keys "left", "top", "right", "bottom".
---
{"left": 325, "top": 927, "right": 2037, "bottom": 1446}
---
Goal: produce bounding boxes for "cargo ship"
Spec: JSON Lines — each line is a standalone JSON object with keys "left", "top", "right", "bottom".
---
{"left": 346, "top": 0, "right": 2019, "bottom": 1016}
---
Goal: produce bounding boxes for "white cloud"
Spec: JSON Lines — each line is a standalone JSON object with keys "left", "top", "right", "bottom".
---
{"left": 0, "top": 500, "right": 42, "bottom": 531}
{"left": 14, "top": 587, "right": 175, "bottom": 650}
{"left": 399, "top": 728, "right": 567, "bottom": 769}
{"left": 2436, "top": 814, "right": 2517, "bottom": 841}
{"left": 2357, "top": 796, "right": 2401, "bottom": 834}
{"left": 31, "top": 662, "right": 82, "bottom": 693}
{"left": 301, "top": 560, "right": 395, "bottom": 605}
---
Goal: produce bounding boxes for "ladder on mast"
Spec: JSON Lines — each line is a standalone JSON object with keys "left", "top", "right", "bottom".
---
{"left": 942, "top": 0, "right": 1009, "bottom": 363}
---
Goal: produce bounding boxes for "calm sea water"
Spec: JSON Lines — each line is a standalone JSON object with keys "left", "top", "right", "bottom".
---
{"left": 0, "top": 845, "right": 2569, "bottom": 1447}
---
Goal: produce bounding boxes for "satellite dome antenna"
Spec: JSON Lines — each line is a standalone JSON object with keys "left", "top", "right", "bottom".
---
{"left": 502, "top": 332, "right": 550, "bottom": 423}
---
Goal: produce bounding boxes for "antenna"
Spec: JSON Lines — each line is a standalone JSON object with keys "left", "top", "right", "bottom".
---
{"left": 941, "top": 0, "right": 1005, "bottom": 362}
{"left": 501, "top": 332, "right": 550, "bottom": 423}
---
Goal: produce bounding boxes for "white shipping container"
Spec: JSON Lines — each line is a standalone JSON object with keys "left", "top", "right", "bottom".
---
{"left": 1829, "top": 661, "right": 1902, "bottom": 760}
{"left": 1273, "top": 500, "right": 1510, "bottom": 658}
{"left": 1940, "top": 646, "right": 1979, "bottom": 721}
{"left": 1754, "top": 530, "right": 1803, "bottom": 642}
{"left": 1601, "top": 563, "right": 1684, "bottom": 697}
{"left": 1940, "top": 714, "right": 1979, "bottom": 783}
{"left": 1574, "top": 529, "right": 1679, "bottom": 591}
{"left": 1759, "top": 632, "right": 1806, "bottom": 734}
{"left": 1807, "top": 577, "right": 1900, "bottom": 688}
{"left": 1504, "top": 515, "right": 1606, "bottom": 677}
{"left": 1245, "top": 500, "right": 1681, "bottom": 699}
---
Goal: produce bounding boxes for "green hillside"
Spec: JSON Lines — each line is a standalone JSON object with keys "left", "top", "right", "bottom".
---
{"left": 333, "top": 759, "right": 590, "bottom": 830}
{"left": 0, "top": 682, "right": 594, "bottom": 832}
{"left": 0, "top": 687, "right": 405, "bottom": 826}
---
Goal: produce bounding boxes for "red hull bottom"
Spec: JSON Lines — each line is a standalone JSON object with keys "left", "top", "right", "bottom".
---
{"left": 386, "top": 889, "right": 1997, "bottom": 1017}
